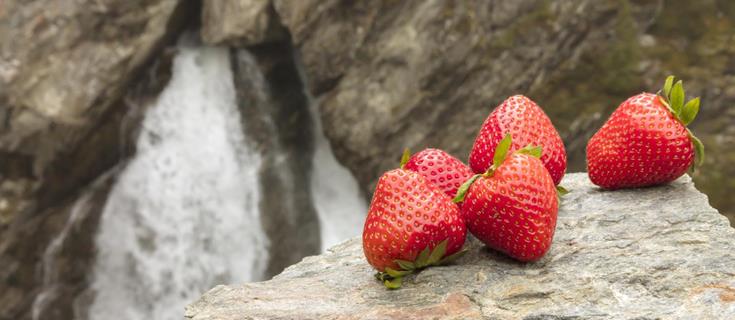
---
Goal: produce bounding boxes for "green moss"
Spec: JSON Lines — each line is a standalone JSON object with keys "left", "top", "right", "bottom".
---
{"left": 487, "top": 1, "right": 554, "bottom": 52}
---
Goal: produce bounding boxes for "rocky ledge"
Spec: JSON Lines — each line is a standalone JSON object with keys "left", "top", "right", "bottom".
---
{"left": 186, "top": 173, "right": 735, "bottom": 319}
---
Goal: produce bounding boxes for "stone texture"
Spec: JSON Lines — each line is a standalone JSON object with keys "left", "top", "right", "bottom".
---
{"left": 233, "top": 42, "right": 322, "bottom": 277}
{"left": 0, "top": 172, "right": 115, "bottom": 320}
{"left": 201, "top": 0, "right": 285, "bottom": 46}
{"left": 0, "top": 1, "right": 192, "bottom": 318}
{"left": 186, "top": 173, "right": 735, "bottom": 319}
{"left": 0, "top": 0, "right": 191, "bottom": 224}
{"left": 274, "top": 0, "right": 735, "bottom": 223}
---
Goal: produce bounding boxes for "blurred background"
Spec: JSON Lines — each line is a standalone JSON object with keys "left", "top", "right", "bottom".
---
{"left": 0, "top": 0, "right": 733, "bottom": 319}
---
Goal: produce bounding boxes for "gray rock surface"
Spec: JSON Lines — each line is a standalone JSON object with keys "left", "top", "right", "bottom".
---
{"left": 201, "top": 0, "right": 285, "bottom": 46}
{"left": 186, "top": 173, "right": 735, "bottom": 319}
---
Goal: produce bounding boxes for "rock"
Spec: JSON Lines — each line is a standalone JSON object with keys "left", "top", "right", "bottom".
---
{"left": 186, "top": 173, "right": 735, "bottom": 319}
{"left": 0, "top": 173, "right": 115, "bottom": 320}
{"left": 0, "top": 1, "right": 195, "bottom": 318}
{"left": 274, "top": 0, "right": 735, "bottom": 223}
{"left": 201, "top": 0, "right": 285, "bottom": 46}
{"left": 0, "top": 0, "right": 193, "bottom": 222}
{"left": 232, "top": 42, "right": 322, "bottom": 277}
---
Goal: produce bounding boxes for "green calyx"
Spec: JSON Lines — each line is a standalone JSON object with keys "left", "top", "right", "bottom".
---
{"left": 374, "top": 239, "right": 467, "bottom": 289}
{"left": 556, "top": 185, "right": 569, "bottom": 197}
{"left": 452, "top": 174, "right": 481, "bottom": 203}
{"left": 453, "top": 134, "right": 543, "bottom": 203}
{"left": 399, "top": 148, "right": 411, "bottom": 169}
{"left": 658, "top": 75, "right": 705, "bottom": 167}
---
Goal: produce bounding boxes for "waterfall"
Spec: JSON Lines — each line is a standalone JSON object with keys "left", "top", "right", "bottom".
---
{"left": 83, "top": 40, "right": 367, "bottom": 320}
{"left": 87, "top": 44, "right": 268, "bottom": 320}
{"left": 307, "top": 94, "right": 367, "bottom": 251}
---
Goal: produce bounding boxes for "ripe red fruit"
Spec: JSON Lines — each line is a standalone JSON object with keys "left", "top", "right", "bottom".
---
{"left": 456, "top": 134, "right": 558, "bottom": 262}
{"left": 362, "top": 165, "right": 467, "bottom": 288}
{"left": 403, "top": 148, "right": 474, "bottom": 199}
{"left": 468, "top": 95, "right": 567, "bottom": 186}
{"left": 586, "top": 76, "right": 704, "bottom": 189}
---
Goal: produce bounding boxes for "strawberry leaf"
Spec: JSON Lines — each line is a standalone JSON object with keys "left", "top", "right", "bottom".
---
{"left": 556, "top": 185, "right": 569, "bottom": 196}
{"left": 385, "top": 267, "right": 412, "bottom": 278}
{"left": 427, "top": 239, "right": 448, "bottom": 265}
{"left": 379, "top": 238, "right": 465, "bottom": 290}
{"left": 663, "top": 75, "right": 675, "bottom": 98}
{"left": 394, "top": 259, "right": 415, "bottom": 271}
{"left": 415, "top": 246, "right": 431, "bottom": 268}
{"left": 680, "top": 97, "right": 700, "bottom": 125}
{"left": 517, "top": 145, "right": 542, "bottom": 158}
{"left": 400, "top": 148, "right": 411, "bottom": 169}
{"left": 374, "top": 272, "right": 385, "bottom": 281}
{"left": 493, "top": 134, "right": 512, "bottom": 169}
{"left": 383, "top": 277, "right": 402, "bottom": 289}
{"left": 670, "top": 80, "right": 685, "bottom": 116}
{"left": 453, "top": 174, "right": 481, "bottom": 203}
{"left": 687, "top": 128, "right": 705, "bottom": 167}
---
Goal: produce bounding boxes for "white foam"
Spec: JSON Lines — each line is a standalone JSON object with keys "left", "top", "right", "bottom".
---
{"left": 87, "top": 45, "right": 268, "bottom": 320}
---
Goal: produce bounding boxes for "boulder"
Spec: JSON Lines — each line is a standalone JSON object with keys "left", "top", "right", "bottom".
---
{"left": 186, "top": 173, "right": 735, "bottom": 319}
{"left": 201, "top": 0, "right": 286, "bottom": 46}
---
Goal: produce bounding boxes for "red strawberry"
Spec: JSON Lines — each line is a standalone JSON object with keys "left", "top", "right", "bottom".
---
{"left": 362, "top": 160, "right": 467, "bottom": 289}
{"left": 403, "top": 148, "right": 474, "bottom": 199}
{"left": 586, "top": 76, "right": 704, "bottom": 189}
{"left": 456, "top": 134, "right": 558, "bottom": 262}
{"left": 468, "top": 95, "right": 567, "bottom": 186}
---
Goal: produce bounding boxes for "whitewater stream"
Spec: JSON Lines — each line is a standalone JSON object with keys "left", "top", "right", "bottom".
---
{"left": 73, "top": 43, "right": 365, "bottom": 320}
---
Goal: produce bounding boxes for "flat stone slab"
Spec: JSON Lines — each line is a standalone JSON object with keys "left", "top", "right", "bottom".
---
{"left": 186, "top": 173, "right": 735, "bottom": 319}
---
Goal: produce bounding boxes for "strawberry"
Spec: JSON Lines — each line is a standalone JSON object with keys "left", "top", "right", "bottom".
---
{"left": 455, "top": 134, "right": 558, "bottom": 262}
{"left": 468, "top": 95, "right": 567, "bottom": 187}
{"left": 402, "top": 148, "right": 474, "bottom": 199}
{"left": 362, "top": 156, "right": 467, "bottom": 289}
{"left": 586, "top": 76, "right": 704, "bottom": 189}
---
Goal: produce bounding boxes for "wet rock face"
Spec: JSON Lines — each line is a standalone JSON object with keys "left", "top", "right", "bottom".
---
{"left": 0, "top": 174, "right": 115, "bottom": 320}
{"left": 274, "top": 0, "right": 735, "bottom": 222}
{"left": 232, "top": 42, "right": 322, "bottom": 278}
{"left": 186, "top": 173, "right": 735, "bottom": 319}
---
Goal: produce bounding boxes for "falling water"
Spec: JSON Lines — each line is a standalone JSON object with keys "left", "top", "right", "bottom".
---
{"left": 83, "top": 40, "right": 367, "bottom": 319}
{"left": 87, "top": 44, "right": 268, "bottom": 320}
{"left": 307, "top": 94, "right": 367, "bottom": 251}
